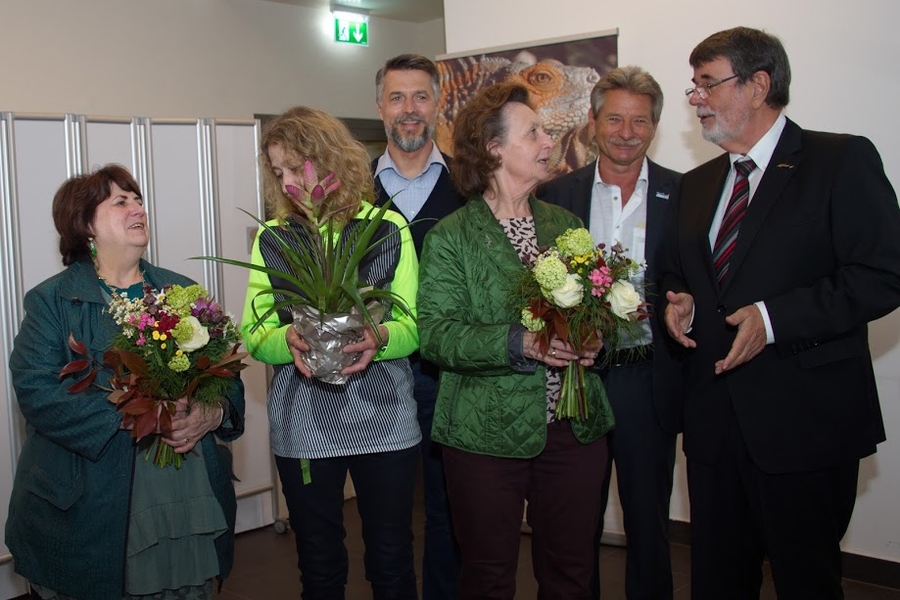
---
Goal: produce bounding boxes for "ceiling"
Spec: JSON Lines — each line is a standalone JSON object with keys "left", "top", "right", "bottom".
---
{"left": 262, "top": 0, "right": 445, "bottom": 23}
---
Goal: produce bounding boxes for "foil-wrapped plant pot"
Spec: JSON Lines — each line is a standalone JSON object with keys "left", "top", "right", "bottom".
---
{"left": 292, "top": 302, "right": 384, "bottom": 385}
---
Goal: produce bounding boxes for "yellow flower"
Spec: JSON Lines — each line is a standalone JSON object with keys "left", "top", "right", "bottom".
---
{"left": 152, "top": 331, "right": 161, "bottom": 340}
{"left": 161, "top": 342, "right": 167, "bottom": 349}
{"left": 159, "top": 333, "right": 168, "bottom": 341}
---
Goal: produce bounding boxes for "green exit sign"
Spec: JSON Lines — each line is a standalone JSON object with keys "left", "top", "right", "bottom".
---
{"left": 334, "top": 15, "right": 368, "bottom": 46}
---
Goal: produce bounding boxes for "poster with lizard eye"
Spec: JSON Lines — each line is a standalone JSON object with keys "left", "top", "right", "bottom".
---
{"left": 436, "top": 29, "right": 617, "bottom": 178}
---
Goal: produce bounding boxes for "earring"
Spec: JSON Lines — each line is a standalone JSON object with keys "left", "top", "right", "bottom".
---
{"left": 88, "top": 237, "right": 97, "bottom": 259}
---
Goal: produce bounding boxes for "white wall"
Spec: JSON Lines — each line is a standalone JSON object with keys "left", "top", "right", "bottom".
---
{"left": 444, "top": 0, "right": 900, "bottom": 563}
{"left": 0, "top": 0, "right": 446, "bottom": 120}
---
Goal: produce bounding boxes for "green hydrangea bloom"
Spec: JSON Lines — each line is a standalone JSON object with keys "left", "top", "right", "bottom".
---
{"left": 533, "top": 253, "right": 568, "bottom": 291}
{"left": 521, "top": 308, "right": 545, "bottom": 332}
{"left": 165, "top": 284, "right": 207, "bottom": 315}
{"left": 556, "top": 228, "right": 595, "bottom": 257}
{"left": 172, "top": 319, "right": 195, "bottom": 343}
{"left": 168, "top": 354, "right": 190, "bottom": 372}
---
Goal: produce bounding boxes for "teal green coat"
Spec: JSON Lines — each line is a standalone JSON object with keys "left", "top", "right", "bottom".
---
{"left": 418, "top": 195, "right": 614, "bottom": 458}
{"left": 6, "top": 259, "right": 245, "bottom": 600}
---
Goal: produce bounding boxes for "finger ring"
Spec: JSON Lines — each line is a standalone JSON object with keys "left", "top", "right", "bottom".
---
{"left": 183, "top": 437, "right": 189, "bottom": 443}
{"left": 550, "top": 348, "right": 557, "bottom": 357}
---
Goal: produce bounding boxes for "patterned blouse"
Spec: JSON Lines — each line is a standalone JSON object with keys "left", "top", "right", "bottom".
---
{"left": 498, "top": 216, "right": 562, "bottom": 423}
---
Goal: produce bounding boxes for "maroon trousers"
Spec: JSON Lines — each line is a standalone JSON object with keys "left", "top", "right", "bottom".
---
{"left": 442, "top": 420, "right": 609, "bottom": 600}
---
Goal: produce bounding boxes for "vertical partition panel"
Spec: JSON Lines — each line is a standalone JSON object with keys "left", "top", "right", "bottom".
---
{"left": 12, "top": 116, "right": 70, "bottom": 292}
{"left": 147, "top": 121, "right": 205, "bottom": 282}
{"left": 213, "top": 121, "right": 276, "bottom": 532}
{"left": 0, "top": 114, "right": 29, "bottom": 600}
{"left": 85, "top": 118, "right": 136, "bottom": 173}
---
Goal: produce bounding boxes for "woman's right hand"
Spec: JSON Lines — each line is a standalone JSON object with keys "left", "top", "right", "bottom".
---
{"left": 285, "top": 326, "right": 313, "bottom": 378}
{"left": 523, "top": 332, "right": 580, "bottom": 368}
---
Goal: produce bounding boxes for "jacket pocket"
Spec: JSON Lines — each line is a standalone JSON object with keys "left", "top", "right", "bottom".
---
{"left": 23, "top": 461, "right": 84, "bottom": 510}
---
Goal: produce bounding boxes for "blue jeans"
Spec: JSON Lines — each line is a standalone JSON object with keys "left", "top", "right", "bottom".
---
{"left": 413, "top": 358, "right": 460, "bottom": 600}
{"left": 275, "top": 446, "right": 419, "bottom": 600}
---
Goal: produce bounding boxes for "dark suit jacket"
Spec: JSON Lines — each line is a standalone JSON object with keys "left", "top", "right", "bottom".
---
{"left": 659, "top": 118, "right": 900, "bottom": 474}
{"left": 372, "top": 152, "right": 467, "bottom": 257}
{"left": 537, "top": 159, "right": 685, "bottom": 434}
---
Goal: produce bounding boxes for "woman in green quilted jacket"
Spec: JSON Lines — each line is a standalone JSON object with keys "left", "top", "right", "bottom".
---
{"left": 417, "top": 82, "right": 614, "bottom": 599}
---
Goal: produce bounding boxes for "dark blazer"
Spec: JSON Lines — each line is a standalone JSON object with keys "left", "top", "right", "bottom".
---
{"left": 658, "top": 118, "right": 900, "bottom": 474}
{"left": 537, "top": 159, "right": 685, "bottom": 434}
{"left": 372, "top": 152, "right": 467, "bottom": 257}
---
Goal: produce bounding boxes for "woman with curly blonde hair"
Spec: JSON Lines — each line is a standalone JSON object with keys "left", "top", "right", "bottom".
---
{"left": 243, "top": 106, "right": 420, "bottom": 599}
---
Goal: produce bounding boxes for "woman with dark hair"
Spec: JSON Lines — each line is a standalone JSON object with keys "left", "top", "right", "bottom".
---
{"left": 243, "top": 106, "right": 420, "bottom": 599}
{"left": 417, "top": 82, "right": 614, "bottom": 599}
{"left": 6, "top": 164, "right": 245, "bottom": 600}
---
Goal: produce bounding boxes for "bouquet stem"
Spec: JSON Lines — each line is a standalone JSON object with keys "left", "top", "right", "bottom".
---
{"left": 147, "top": 437, "right": 183, "bottom": 469}
{"left": 555, "top": 362, "right": 588, "bottom": 421}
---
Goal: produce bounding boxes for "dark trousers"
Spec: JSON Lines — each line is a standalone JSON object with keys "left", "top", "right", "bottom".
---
{"left": 413, "top": 358, "right": 461, "bottom": 600}
{"left": 687, "top": 405, "right": 859, "bottom": 600}
{"left": 592, "top": 361, "right": 677, "bottom": 600}
{"left": 443, "top": 420, "right": 608, "bottom": 600}
{"left": 275, "top": 447, "right": 419, "bottom": 600}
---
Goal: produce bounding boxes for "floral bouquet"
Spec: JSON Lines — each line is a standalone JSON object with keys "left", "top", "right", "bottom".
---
{"left": 200, "top": 161, "right": 414, "bottom": 385}
{"left": 511, "top": 228, "right": 647, "bottom": 420}
{"left": 61, "top": 284, "right": 247, "bottom": 467}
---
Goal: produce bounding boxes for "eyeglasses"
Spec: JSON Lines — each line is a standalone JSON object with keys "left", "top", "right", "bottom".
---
{"left": 684, "top": 74, "right": 739, "bottom": 99}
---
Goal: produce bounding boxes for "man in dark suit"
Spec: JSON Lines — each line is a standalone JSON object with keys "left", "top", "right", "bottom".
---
{"left": 660, "top": 27, "right": 900, "bottom": 599}
{"left": 372, "top": 54, "right": 466, "bottom": 600}
{"left": 539, "top": 66, "right": 684, "bottom": 600}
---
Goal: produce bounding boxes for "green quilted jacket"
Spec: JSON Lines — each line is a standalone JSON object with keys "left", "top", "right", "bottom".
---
{"left": 418, "top": 195, "right": 614, "bottom": 458}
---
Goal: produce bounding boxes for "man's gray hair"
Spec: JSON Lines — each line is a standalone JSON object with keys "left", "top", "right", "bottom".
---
{"left": 590, "top": 65, "right": 664, "bottom": 124}
{"left": 375, "top": 54, "right": 441, "bottom": 105}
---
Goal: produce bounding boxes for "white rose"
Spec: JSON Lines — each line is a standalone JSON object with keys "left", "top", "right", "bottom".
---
{"left": 607, "top": 280, "right": 642, "bottom": 319}
{"left": 177, "top": 316, "right": 210, "bottom": 352}
{"left": 549, "top": 274, "right": 584, "bottom": 308}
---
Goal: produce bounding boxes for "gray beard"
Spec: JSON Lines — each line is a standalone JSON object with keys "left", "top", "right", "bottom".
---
{"left": 387, "top": 122, "right": 434, "bottom": 153}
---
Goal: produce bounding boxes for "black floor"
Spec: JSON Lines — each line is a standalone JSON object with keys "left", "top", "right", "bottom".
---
{"left": 217, "top": 492, "right": 900, "bottom": 599}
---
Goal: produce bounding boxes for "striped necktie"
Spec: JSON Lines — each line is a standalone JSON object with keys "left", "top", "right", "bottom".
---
{"left": 713, "top": 158, "right": 757, "bottom": 284}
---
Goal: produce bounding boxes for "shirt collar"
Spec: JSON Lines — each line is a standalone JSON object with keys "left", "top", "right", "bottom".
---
{"left": 592, "top": 156, "right": 649, "bottom": 191}
{"left": 374, "top": 140, "right": 447, "bottom": 180}
{"left": 729, "top": 112, "right": 787, "bottom": 173}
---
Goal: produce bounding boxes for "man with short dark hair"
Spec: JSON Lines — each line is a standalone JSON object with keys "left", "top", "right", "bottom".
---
{"left": 661, "top": 27, "right": 900, "bottom": 598}
{"left": 373, "top": 53, "right": 466, "bottom": 600}
{"left": 539, "top": 65, "right": 683, "bottom": 600}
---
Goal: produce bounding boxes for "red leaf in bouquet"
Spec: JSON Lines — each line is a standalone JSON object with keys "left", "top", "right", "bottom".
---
{"left": 132, "top": 410, "right": 159, "bottom": 441}
{"left": 67, "top": 370, "right": 97, "bottom": 393}
{"left": 104, "top": 349, "right": 124, "bottom": 371}
{"left": 195, "top": 355, "right": 211, "bottom": 370}
{"left": 117, "top": 348, "right": 150, "bottom": 378}
{"left": 158, "top": 404, "right": 173, "bottom": 434}
{"left": 59, "top": 359, "right": 90, "bottom": 377}
{"left": 550, "top": 309, "right": 571, "bottom": 343}
{"left": 107, "top": 388, "right": 132, "bottom": 407}
{"left": 67, "top": 332, "right": 88, "bottom": 356}
{"left": 118, "top": 395, "right": 157, "bottom": 416}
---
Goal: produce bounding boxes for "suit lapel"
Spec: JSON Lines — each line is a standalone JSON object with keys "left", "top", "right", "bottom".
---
{"left": 719, "top": 120, "right": 802, "bottom": 292}
{"left": 645, "top": 161, "right": 676, "bottom": 281}
{"left": 570, "top": 165, "right": 596, "bottom": 225}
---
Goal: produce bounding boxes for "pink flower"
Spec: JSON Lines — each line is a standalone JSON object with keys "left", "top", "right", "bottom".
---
{"left": 589, "top": 266, "right": 613, "bottom": 297}
{"left": 136, "top": 333, "right": 147, "bottom": 346}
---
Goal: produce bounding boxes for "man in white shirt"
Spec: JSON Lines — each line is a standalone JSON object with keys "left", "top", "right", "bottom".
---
{"left": 661, "top": 26, "right": 900, "bottom": 598}
{"left": 539, "top": 65, "right": 684, "bottom": 600}
{"left": 372, "top": 54, "right": 466, "bottom": 600}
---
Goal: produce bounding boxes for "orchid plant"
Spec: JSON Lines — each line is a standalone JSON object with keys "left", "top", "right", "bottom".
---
{"left": 200, "top": 162, "right": 414, "bottom": 344}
